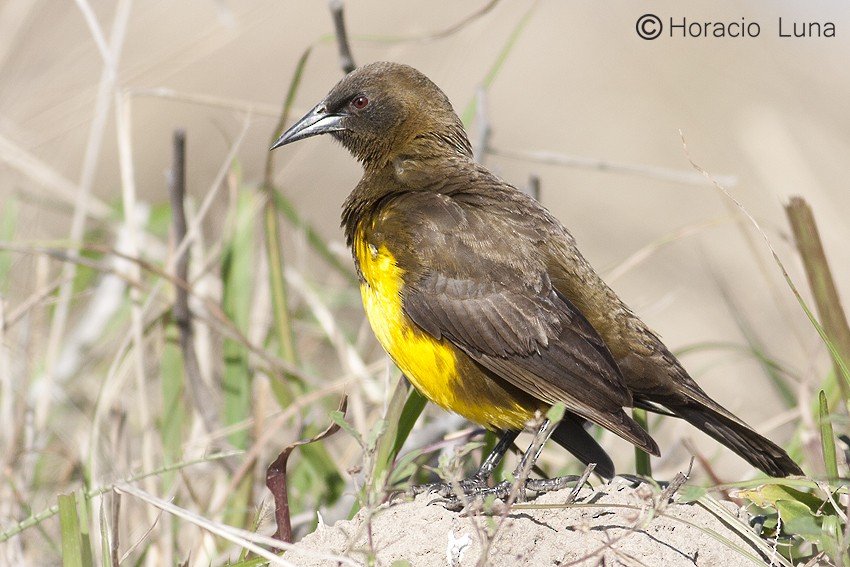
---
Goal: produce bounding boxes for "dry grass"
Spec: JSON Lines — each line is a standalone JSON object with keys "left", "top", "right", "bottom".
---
{"left": 1, "top": 1, "right": 847, "bottom": 565}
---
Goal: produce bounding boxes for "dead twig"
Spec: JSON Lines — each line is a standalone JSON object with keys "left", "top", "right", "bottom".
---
{"left": 329, "top": 0, "right": 355, "bottom": 73}
{"left": 168, "top": 130, "right": 220, "bottom": 439}
{"left": 267, "top": 395, "right": 348, "bottom": 542}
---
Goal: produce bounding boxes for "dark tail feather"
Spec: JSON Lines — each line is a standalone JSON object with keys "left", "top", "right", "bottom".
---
{"left": 550, "top": 412, "right": 616, "bottom": 479}
{"left": 673, "top": 405, "right": 802, "bottom": 477}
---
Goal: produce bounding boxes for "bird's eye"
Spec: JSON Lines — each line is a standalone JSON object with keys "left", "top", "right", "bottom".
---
{"left": 351, "top": 96, "right": 369, "bottom": 110}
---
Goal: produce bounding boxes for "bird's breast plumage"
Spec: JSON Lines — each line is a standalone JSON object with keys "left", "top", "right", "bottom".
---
{"left": 352, "top": 226, "right": 458, "bottom": 407}
{"left": 351, "top": 218, "right": 538, "bottom": 430}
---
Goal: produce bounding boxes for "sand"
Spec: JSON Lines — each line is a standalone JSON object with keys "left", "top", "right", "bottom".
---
{"left": 282, "top": 478, "right": 788, "bottom": 566}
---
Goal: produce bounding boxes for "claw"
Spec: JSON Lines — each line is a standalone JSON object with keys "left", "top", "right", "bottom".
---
{"left": 405, "top": 474, "right": 584, "bottom": 510}
{"left": 398, "top": 427, "right": 597, "bottom": 510}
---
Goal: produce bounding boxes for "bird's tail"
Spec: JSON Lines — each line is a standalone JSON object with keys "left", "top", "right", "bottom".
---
{"left": 549, "top": 412, "right": 617, "bottom": 480}
{"left": 672, "top": 404, "right": 802, "bottom": 477}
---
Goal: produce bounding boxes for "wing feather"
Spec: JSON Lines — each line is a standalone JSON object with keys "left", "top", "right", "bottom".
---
{"left": 369, "top": 185, "right": 659, "bottom": 455}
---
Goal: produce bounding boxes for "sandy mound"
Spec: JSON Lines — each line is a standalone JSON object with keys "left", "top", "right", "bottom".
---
{"left": 283, "top": 478, "right": 782, "bottom": 566}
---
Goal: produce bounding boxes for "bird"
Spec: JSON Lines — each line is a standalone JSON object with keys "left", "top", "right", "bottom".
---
{"left": 270, "top": 61, "right": 802, "bottom": 493}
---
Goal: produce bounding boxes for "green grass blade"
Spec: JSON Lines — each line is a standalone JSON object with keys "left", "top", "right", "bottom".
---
{"left": 391, "top": 386, "right": 428, "bottom": 462}
{"left": 263, "top": 192, "right": 298, "bottom": 368}
{"left": 632, "top": 408, "right": 652, "bottom": 477}
{"left": 460, "top": 1, "right": 539, "bottom": 126}
{"left": 375, "top": 377, "right": 423, "bottom": 485}
{"left": 98, "top": 498, "right": 112, "bottom": 567}
{"left": 818, "top": 390, "right": 839, "bottom": 482}
{"left": 786, "top": 197, "right": 850, "bottom": 403}
{"left": 220, "top": 188, "right": 260, "bottom": 529}
{"left": 795, "top": 294, "right": 850, "bottom": 396}
{"left": 262, "top": 47, "right": 354, "bottom": 510}
{"left": 696, "top": 492, "right": 794, "bottom": 567}
{"left": 266, "top": 46, "right": 313, "bottom": 173}
{"left": 350, "top": 376, "right": 425, "bottom": 517}
{"left": 262, "top": 45, "right": 313, "bottom": 406}
{"left": 58, "top": 493, "right": 84, "bottom": 567}
{"left": 712, "top": 277, "right": 798, "bottom": 408}
{"left": 76, "top": 490, "right": 93, "bottom": 567}
{"left": 0, "top": 196, "right": 16, "bottom": 292}
{"left": 221, "top": 189, "right": 256, "bottom": 449}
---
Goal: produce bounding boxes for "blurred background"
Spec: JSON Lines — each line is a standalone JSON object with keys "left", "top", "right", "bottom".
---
{"left": 1, "top": 0, "right": 848, "bottom": 564}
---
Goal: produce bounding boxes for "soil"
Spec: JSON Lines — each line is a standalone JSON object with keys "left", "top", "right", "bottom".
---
{"left": 282, "top": 478, "right": 785, "bottom": 566}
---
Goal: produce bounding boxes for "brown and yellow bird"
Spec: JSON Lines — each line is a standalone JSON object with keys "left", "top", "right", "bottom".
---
{"left": 271, "top": 61, "right": 801, "bottom": 490}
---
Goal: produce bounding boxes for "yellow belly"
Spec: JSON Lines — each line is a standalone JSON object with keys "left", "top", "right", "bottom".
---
{"left": 353, "top": 232, "right": 535, "bottom": 430}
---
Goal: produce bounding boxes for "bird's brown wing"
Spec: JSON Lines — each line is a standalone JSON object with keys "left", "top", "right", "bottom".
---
{"left": 373, "top": 187, "right": 659, "bottom": 455}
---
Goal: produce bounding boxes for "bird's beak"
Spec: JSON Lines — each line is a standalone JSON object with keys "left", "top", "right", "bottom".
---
{"left": 270, "top": 102, "right": 346, "bottom": 150}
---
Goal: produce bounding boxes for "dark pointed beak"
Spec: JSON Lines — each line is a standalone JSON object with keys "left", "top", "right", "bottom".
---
{"left": 270, "top": 102, "right": 347, "bottom": 150}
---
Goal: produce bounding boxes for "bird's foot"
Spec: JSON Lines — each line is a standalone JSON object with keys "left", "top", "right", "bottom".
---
{"left": 402, "top": 474, "right": 582, "bottom": 511}
{"left": 404, "top": 472, "right": 490, "bottom": 499}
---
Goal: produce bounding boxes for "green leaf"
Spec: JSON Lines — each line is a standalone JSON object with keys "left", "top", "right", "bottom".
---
{"left": 545, "top": 401, "right": 566, "bottom": 424}
{"left": 776, "top": 499, "right": 822, "bottom": 537}
{"left": 389, "top": 448, "right": 424, "bottom": 487}
{"left": 734, "top": 483, "right": 824, "bottom": 513}
{"left": 820, "top": 514, "right": 850, "bottom": 565}
{"left": 677, "top": 485, "right": 707, "bottom": 504}
{"left": 330, "top": 409, "right": 364, "bottom": 447}
{"left": 366, "top": 418, "right": 388, "bottom": 451}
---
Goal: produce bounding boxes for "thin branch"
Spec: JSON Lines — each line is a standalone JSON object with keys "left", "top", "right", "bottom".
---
{"left": 489, "top": 146, "right": 738, "bottom": 188}
{"left": 329, "top": 0, "right": 355, "bottom": 73}
{"left": 169, "top": 129, "right": 189, "bottom": 326}
{"left": 168, "top": 129, "right": 220, "bottom": 435}
{"left": 354, "top": 0, "right": 503, "bottom": 43}
{"left": 114, "top": 484, "right": 305, "bottom": 566}
{"left": 526, "top": 174, "right": 540, "bottom": 201}
{"left": 0, "top": 133, "right": 111, "bottom": 220}
{"left": 38, "top": 0, "right": 132, "bottom": 430}
{"left": 473, "top": 86, "right": 491, "bottom": 163}
{"left": 126, "top": 87, "right": 280, "bottom": 116}
{"left": 415, "top": 0, "right": 501, "bottom": 41}
{"left": 110, "top": 490, "right": 120, "bottom": 566}
{"left": 0, "top": 241, "right": 325, "bottom": 385}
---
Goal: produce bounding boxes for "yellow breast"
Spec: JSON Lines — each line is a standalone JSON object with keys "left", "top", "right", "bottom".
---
{"left": 352, "top": 230, "right": 536, "bottom": 430}
{"left": 353, "top": 232, "right": 459, "bottom": 410}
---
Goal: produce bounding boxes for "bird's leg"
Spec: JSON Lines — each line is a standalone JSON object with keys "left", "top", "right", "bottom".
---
{"left": 407, "top": 430, "right": 519, "bottom": 497}
{"left": 408, "top": 420, "right": 584, "bottom": 510}
{"left": 467, "top": 429, "right": 520, "bottom": 486}
{"left": 461, "top": 418, "right": 580, "bottom": 504}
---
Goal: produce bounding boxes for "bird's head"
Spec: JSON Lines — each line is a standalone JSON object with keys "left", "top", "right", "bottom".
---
{"left": 270, "top": 62, "right": 472, "bottom": 168}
